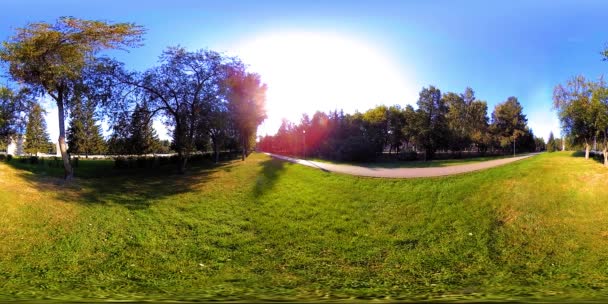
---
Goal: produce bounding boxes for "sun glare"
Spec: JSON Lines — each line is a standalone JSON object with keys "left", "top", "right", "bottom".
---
{"left": 235, "top": 32, "right": 418, "bottom": 136}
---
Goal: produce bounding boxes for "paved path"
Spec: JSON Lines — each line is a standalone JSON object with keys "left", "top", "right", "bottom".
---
{"left": 264, "top": 152, "right": 539, "bottom": 178}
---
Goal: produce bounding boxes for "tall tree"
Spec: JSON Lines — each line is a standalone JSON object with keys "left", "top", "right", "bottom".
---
{"left": 401, "top": 105, "right": 418, "bottom": 151}
{"left": 24, "top": 102, "right": 50, "bottom": 155}
{"left": 546, "top": 131, "right": 557, "bottom": 152}
{"left": 107, "top": 111, "right": 131, "bottom": 155}
{"left": 0, "top": 17, "right": 144, "bottom": 179}
{"left": 592, "top": 81, "right": 608, "bottom": 166}
{"left": 491, "top": 97, "right": 527, "bottom": 155}
{"left": 468, "top": 99, "right": 490, "bottom": 152}
{"left": 386, "top": 105, "right": 405, "bottom": 153}
{"left": 129, "top": 102, "right": 159, "bottom": 155}
{"left": 553, "top": 76, "right": 598, "bottom": 159}
{"left": 362, "top": 105, "right": 389, "bottom": 154}
{"left": 416, "top": 86, "right": 448, "bottom": 160}
{"left": 444, "top": 91, "right": 469, "bottom": 152}
{"left": 117, "top": 47, "right": 234, "bottom": 172}
{"left": 225, "top": 67, "right": 267, "bottom": 161}
{"left": 67, "top": 97, "right": 106, "bottom": 157}
{"left": 0, "top": 86, "right": 28, "bottom": 148}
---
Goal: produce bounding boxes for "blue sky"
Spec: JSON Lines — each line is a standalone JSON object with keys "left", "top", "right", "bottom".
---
{"left": 2, "top": 0, "right": 608, "bottom": 141}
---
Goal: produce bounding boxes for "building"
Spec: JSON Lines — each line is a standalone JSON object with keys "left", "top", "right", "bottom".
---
{"left": 5, "top": 135, "right": 61, "bottom": 157}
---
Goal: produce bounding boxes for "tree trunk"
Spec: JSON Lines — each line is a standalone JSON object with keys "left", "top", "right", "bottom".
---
{"left": 603, "top": 147, "right": 608, "bottom": 167}
{"left": 177, "top": 152, "right": 188, "bottom": 174}
{"left": 213, "top": 140, "right": 219, "bottom": 163}
{"left": 57, "top": 100, "right": 73, "bottom": 180}
{"left": 585, "top": 143, "right": 590, "bottom": 160}
{"left": 241, "top": 135, "right": 246, "bottom": 161}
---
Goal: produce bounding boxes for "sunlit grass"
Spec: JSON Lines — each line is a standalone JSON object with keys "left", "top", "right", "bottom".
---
{"left": 1, "top": 152, "right": 607, "bottom": 302}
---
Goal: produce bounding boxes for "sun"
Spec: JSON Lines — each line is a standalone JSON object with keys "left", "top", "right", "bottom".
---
{"left": 235, "top": 31, "right": 418, "bottom": 136}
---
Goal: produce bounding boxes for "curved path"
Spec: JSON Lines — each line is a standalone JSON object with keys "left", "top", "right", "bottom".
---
{"left": 264, "top": 152, "right": 539, "bottom": 178}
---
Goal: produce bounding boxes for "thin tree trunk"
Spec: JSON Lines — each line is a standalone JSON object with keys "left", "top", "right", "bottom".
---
{"left": 57, "top": 100, "right": 73, "bottom": 180}
{"left": 177, "top": 151, "right": 188, "bottom": 174}
{"left": 241, "top": 136, "right": 246, "bottom": 161}
{"left": 213, "top": 139, "right": 219, "bottom": 163}
{"left": 585, "top": 142, "right": 590, "bottom": 160}
{"left": 603, "top": 146, "right": 608, "bottom": 167}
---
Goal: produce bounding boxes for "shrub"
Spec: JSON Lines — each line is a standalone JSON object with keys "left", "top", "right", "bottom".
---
{"left": 0, "top": 154, "right": 5, "bottom": 161}
{"left": 7, "top": 154, "right": 13, "bottom": 162}
{"left": 397, "top": 151, "right": 418, "bottom": 161}
{"left": 28, "top": 156, "right": 39, "bottom": 165}
{"left": 114, "top": 157, "right": 128, "bottom": 169}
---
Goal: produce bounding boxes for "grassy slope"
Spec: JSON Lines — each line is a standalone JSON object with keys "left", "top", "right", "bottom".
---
{"left": 1, "top": 152, "right": 608, "bottom": 301}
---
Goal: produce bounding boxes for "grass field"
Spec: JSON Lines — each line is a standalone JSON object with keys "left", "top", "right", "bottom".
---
{"left": 1, "top": 152, "right": 608, "bottom": 302}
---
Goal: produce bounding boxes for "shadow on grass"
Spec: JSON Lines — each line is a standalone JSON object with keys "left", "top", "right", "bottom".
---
{"left": 253, "top": 158, "right": 287, "bottom": 198}
{"left": 571, "top": 151, "right": 606, "bottom": 165}
{"left": 4, "top": 159, "right": 237, "bottom": 210}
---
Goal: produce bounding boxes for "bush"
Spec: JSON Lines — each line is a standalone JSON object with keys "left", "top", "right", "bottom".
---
{"left": 7, "top": 154, "right": 13, "bottom": 162}
{"left": 397, "top": 151, "right": 418, "bottom": 161}
{"left": 0, "top": 154, "right": 5, "bottom": 161}
{"left": 28, "top": 156, "right": 39, "bottom": 164}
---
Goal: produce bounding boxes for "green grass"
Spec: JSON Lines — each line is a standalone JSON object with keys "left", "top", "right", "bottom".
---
{"left": 1, "top": 152, "right": 608, "bottom": 302}
{"left": 311, "top": 154, "right": 522, "bottom": 168}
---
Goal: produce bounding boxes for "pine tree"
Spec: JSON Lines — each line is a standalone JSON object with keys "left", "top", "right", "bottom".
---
{"left": 547, "top": 131, "right": 556, "bottom": 152}
{"left": 67, "top": 98, "right": 106, "bottom": 157}
{"left": 129, "top": 103, "right": 159, "bottom": 155}
{"left": 24, "top": 102, "right": 50, "bottom": 155}
{"left": 107, "top": 111, "right": 131, "bottom": 155}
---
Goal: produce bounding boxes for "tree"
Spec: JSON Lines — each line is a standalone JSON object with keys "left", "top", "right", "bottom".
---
{"left": 129, "top": 102, "right": 159, "bottom": 155}
{"left": 592, "top": 81, "right": 608, "bottom": 166}
{"left": 416, "top": 86, "right": 448, "bottom": 160}
{"left": 546, "top": 131, "right": 557, "bottom": 152}
{"left": 24, "top": 102, "right": 50, "bottom": 155}
{"left": 386, "top": 105, "right": 406, "bottom": 153}
{"left": 0, "top": 17, "right": 144, "bottom": 179}
{"left": 67, "top": 97, "right": 106, "bottom": 157}
{"left": 117, "top": 47, "right": 234, "bottom": 172}
{"left": 534, "top": 136, "right": 546, "bottom": 152}
{"left": 491, "top": 97, "right": 527, "bottom": 155}
{"left": 0, "top": 86, "right": 28, "bottom": 149}
{"left": 553, "top": 76, "right": 598, "bottom": 159}
{"left": 468, "top": 99, "right": 490, "bottom": 152}
{"left": 107, "top": 111, "right": 131, "bottom": 155}
{"left": 362, "top": 105, "right": 389, "bottom": 154}
{"left": 401, "top": 105, "right": 418, "bottom": 151}
{"left": 226, "top": 67, "right": 267, "bottom": 161}
{"left": 444, "top": 91, "right": 469, "bottom": 153}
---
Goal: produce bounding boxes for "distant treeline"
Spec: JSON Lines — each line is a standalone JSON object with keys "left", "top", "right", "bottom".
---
{"left": 259, "top": 87, "right": 545, "bottom": 162}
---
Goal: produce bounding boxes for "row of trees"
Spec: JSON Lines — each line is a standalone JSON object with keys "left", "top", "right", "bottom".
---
{"left": 0, "top": 17, "right": 267, "bottom": 179}
{"left": 553, "top": 75, "right": 608, "bottom": 165}
{"left": 259, "top": 87, "right": 544, "bottom": 162}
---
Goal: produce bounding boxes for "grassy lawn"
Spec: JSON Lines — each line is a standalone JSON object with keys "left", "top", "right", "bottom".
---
{"left": 1, "top": 152, "right": 608, "bottom": 302}
{"left": 310, "top": 154, "right": 522, "bottom": 168}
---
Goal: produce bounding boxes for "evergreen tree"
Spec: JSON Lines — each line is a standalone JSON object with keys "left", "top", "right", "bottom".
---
{"left": 129, "top": 103, "right": 159, "bottom": 155}
{"left": 107, "top": 111, "right": 131, "bottom": 155}
{"left": 24, "top": 102, "right": 50, "bottom": 155}
{"left": 547, "top": 131, "right": 557, "bottom": 152}
{"left": 67, "top": 98, "right": 106, "bottom": 157}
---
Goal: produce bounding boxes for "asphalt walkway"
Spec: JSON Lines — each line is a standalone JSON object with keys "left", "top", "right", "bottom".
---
{"left": 264, "top": 152, "right": 538, "bottom": 178}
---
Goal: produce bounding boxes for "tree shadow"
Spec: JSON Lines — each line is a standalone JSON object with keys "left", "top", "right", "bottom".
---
{"left": 253, "top": 158, "right": 287, "bottom": 198}
{"left": 3, "top": 159, "right": 235, "bottom": 210}
{"left": 570, "top": 151, "right": 605, "bottom": 165}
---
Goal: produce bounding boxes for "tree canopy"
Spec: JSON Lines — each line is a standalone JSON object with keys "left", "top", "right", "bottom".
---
{"left": 0, "top": 17, "right": 144, "bottom": 179}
